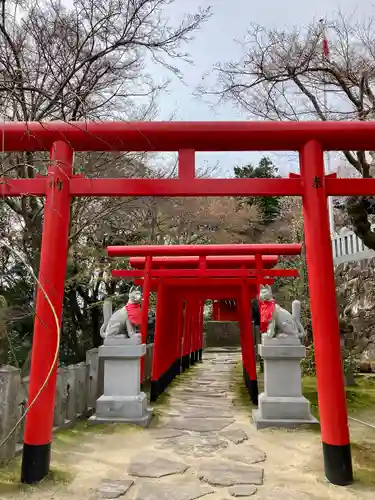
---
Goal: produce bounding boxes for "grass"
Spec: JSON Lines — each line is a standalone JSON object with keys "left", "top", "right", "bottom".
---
{"left": 302, "top": 374, "right": 375, "bottom": 421}
{"left": 0, "top": 457, "right": 71, "bottom": 495}
{"left": 351, "top": 442, "right": 375, "bottom": 486}
{"left": 230, "top": 361, "right": 259, "bottom": 409}
{"left": 231, "top": 360, "right": 375, "bottom": 487}
{"left": 0, "top": 457, "right": 27, "bottom": 494}
{"left": 302, "top": 374, "right": 375, "bottom": 486}
{"left": 52, "top": 419, "right": 144, "bottom": 451}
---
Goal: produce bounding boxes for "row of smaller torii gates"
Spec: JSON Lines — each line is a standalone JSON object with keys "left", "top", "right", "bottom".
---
{"left": 108, "top": 243, "right": 301, "bottom": 404}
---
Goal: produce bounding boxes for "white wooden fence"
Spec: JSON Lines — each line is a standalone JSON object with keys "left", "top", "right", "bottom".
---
{"left": 332, "top": 226, "right": 375, "bottom": 265}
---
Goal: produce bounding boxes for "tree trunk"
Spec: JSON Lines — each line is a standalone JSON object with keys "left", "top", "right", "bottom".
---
{"left": 346, "top": 197, "right": 375, "bottom": 250}
{"left": 91, "top": 305, "right": 102, "bottom": 348}
{"left": 63, "top": 290, "right": 85, "bottom": 362}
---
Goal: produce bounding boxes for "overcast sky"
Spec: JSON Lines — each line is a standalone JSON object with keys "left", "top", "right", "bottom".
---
{"left": 151, "top": 0, "right": 371, "bottom": 176}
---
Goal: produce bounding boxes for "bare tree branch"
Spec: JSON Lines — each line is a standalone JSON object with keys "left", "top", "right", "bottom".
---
{"left": 198, "top": 11, "right": 375, "bottom": 248}
{"left": 0, "top": 0, "right": 212, "bottom": 353}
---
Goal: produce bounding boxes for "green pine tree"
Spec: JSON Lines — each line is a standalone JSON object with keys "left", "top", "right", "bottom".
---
{"left": 234, "top": 157, "right": 281, "bottom": 225}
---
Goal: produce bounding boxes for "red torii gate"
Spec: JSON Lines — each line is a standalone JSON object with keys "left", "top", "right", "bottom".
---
{"left": 0, "top": 120, "right": 365, "bottom": 485}
{"left": 130, "top": 254, "right": 280, "bottom": 322}
{"left": 108, "top": 245, "right": 301, "bottom": 405}
{"left": 128, "top": 253, "right": 279, "bottom": 343}
{"left": 212, "top": 300, "right": 237, "bottom": 321}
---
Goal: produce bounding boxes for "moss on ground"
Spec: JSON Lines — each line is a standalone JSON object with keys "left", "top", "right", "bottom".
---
{"left": 231, "top": 360, "right": 375, "bottom": 487}
{"left": 230, "top": 361, "right": 264, "bottom": 410}
{"left": 0, "top": 456, "right": 71, "bottom": 494}
{"left": 0, "top": 419, "right": 143, "bottom": 492}
{"left": 0, "top": 362, "right": 201, "bottom": 493}
{"left": 230, "top": 361, "right": 255, "bottom": 409}
{"left": 302, "top": 375, "right": 375, "bottom": 420}
{"left": 147, "top": 363, "right": 202, "bottom": 422}
{"left": 351, "top": 442, "right": 375, "bottom": 487}
{"left": 302, "top": 375, "right": 375, "bottom": 486}
{"left": 0, "top": 457, "right": 26, "bottom": 494}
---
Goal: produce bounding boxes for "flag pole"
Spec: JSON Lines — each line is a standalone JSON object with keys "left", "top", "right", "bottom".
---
{"left": 320, "top": 18, "right": 335, "bottom": 236}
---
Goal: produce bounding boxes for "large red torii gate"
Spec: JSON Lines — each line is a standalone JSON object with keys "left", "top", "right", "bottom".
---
{"left": 111, "top": 248, "right": 299, "bottom": 404}
{"left": 0, "top": 120, "right": 364, "bottom": 485}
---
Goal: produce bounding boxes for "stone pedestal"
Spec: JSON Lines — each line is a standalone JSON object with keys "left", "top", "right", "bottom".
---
{"left": 252, "top": 336, "right": 318, "bottom": 429}
{"left": 89, "top": 335, "right": 152, "bottom": 427}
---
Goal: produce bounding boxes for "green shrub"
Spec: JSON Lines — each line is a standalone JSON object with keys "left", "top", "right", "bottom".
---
{"left": 301, "top": 343, "right": 316, "bottom": 376}
{"left": 301, "top": 342, "right": 358, "bottom": 377}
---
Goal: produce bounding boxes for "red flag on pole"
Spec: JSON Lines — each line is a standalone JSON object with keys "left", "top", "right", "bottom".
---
{"left": 320, "top": 19, "right": 329, "bottom": 58}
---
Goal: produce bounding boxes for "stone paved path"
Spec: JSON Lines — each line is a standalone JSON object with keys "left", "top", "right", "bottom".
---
{"left": 6, "top": 350, "right": 373, "bottom": 500}
{"left": 97, "top": 350, "right": 266, "bottom": 499}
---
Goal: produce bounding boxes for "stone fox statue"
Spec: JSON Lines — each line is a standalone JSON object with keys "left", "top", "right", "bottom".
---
{"left": 100, "top": 286, "right": 142, "bottom": 339}
{"left": 259, "top": 285, "right": 306, "bottom": 340}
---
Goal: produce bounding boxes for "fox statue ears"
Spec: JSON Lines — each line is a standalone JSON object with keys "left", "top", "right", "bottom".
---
{"left": 259, "top": 284, "right": 271, "bottom": 292}
{"left": 259, "top": 284, "right": 274, "bottom": 299}
{"left": 129, "top": 285, "right": 141, "bottom": 294}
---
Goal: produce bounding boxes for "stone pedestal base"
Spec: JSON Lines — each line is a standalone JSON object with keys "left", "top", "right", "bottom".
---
{"left": 252, "top": 336, "right": 318, "bottom": 429}
{"left": 89, "top": 335, "right": 152, "bottom": 427}
{"left": 89, "top": 408, "right": 152, "bottom": 427}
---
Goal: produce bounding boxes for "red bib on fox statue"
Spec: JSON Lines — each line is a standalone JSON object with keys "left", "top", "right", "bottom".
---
{"left": 125, "top": 302, "right": 142, "bottom": 326}
{"left": 259, "top": 299, "right": 275, "bottom": 334}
